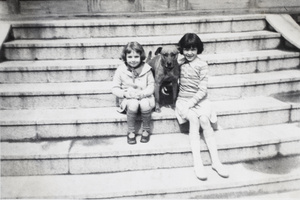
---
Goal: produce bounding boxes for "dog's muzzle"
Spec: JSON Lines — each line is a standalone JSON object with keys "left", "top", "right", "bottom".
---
{"left": 165, "top": 63, "right": 174, "bottom": 69}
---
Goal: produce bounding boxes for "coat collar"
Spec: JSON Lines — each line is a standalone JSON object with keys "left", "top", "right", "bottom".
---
{"left": 124, "top": 62, "right": 152, "bottom": 77}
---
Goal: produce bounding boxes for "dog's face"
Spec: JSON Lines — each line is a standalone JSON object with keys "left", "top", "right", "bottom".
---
{"left": 155, "top": 46, "right": 179, "bottom": 69}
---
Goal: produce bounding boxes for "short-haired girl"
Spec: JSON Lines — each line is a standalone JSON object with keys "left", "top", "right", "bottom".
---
{"left": 112, "top": 41, "right": 155, "bottom": 144}
{"left": 176, "top": 33, "right": 229, "bottom": 180}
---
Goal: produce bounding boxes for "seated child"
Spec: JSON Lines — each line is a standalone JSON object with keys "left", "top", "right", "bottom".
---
{"left": 112, "top": 41, "right": 155, "bottom": 144}
{"left": 176, "top": 33, "right": 229, "bottom": 180}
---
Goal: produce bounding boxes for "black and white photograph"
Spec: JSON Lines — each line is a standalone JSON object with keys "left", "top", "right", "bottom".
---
{"left": 0, "top": 0, "right": 300, "bottom": 199}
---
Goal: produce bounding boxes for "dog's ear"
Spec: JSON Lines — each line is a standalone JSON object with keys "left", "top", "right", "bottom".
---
{"left": 145, "top": 51, "right": 152, "bottom": 63}
{"left": 176, "top": 45, "right": 180, "bottom": 54}
{"left": 154, "top": 47, "right": 163, "bottom": 55}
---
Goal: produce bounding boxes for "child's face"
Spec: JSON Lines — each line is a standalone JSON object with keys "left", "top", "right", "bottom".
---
{"left": 183, "top": 47, "right": 198, "bottom": 62}
{"left": 126, "top": 50, "right": 141, "bottom": 68}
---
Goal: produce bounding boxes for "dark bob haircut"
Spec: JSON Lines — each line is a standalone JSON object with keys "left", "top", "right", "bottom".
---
{"left": 178, "top": 33, "right": 204, "bottom": 54}
{"left": 121, "top": 41, "right": 146, "bottom": 62}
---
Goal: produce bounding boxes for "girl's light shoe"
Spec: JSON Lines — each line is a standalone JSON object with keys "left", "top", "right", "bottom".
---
{"left": 194, "top": 166, "right": 207, "bottom": 181}
{"left": 212, "top": 163, "right": 229, "bottom": 178}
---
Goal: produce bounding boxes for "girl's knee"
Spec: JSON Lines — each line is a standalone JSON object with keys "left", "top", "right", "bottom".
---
{"left": 199, "top": 116, "right": 211, "bottom": 129}
{"left": 188, "top": 111, "right": 199, "bottom": 124}
{"left": 140, "top": 98, "right": 153, "bottom": 112}
{"left": 188, "top": 111, "right": 200, "bottom": 134}
{"left": 127, "top": 99, "right": 139, "bottom": 113}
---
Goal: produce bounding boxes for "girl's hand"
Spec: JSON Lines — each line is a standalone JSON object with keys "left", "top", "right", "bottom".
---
{"left": 125, "top": 88, "right": 138, "bottom": 99}
{"left": 124, "top": 88, "right": 144, "bottom": 99}
{"left": 135, "top": 91, "right": 145, "bottom": 100}
{"left": 124, "top": 91, "right": 135, "bottom": 99}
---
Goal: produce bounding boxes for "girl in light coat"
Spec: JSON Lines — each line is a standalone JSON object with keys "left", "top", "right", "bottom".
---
{"left": 112, "top": 42, "right": 155, "bottom": 144}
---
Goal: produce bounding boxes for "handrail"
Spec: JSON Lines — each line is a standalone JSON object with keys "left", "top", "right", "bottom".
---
{"left": 0, "top": 22, "right": 11, "bottom": 62}
{"left": 266, "top": 14, "right": 300, "bottom": 50}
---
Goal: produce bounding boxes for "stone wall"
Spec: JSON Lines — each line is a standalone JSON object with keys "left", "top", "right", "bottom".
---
{"left": 0, "top": 0, "right": 9, "bottom": 14}
{"left": 1, "top": 0, "right": 300, "bottom": 17}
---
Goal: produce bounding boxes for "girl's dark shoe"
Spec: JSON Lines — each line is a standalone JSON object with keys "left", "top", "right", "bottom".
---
{"left": 127, "top": 132, "right": 136, "bottom": 145}
{"left": 140, "top": 130, "right": 150, "bottom": 143}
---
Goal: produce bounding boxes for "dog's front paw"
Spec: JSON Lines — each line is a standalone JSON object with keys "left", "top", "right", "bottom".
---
{"left": 171, "top": 103, "right": 176, "bottom": 110}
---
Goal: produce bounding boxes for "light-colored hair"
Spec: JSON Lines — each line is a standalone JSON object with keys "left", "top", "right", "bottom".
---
{"left": 121, "top": 41, "right": 146, "bottom": 62}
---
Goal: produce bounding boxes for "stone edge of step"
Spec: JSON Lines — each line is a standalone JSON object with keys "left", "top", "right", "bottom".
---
{"left": 0, "top": 70, "right": 299, "bottom": 95}
{"left": 1, "top": 123, "right": 300, "bottom": 160}
{"left": 0, "top": 96, "right": 293, "bottom": 125}
{"left": 10, "top": 14, "right": 266, "bottom": 27}
{"left": 3, "top": 31, "right": 281, "bottom": 47}
{"left": 0, "top": 50, "right": 298, "bottom": 72}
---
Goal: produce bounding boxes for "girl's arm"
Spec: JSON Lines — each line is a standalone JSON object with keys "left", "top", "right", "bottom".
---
{"left": 144, "top": 71, "right": 155, "bottom": 96}
{"left": 112, "top": 67, "right": 126, "bottom": 98}
{"left": 140, "top": 71, "right": 155, "bottom": 98}
{"left": 187, "top": 64, "right": 208, "bottom": 108}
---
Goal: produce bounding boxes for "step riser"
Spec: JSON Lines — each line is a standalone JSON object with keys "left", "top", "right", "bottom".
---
{"left": 3, "top": 38, "right": 280, "bottom": 60}
{"left": 1, "top": 159, "right": 68, "bottom": 176}
{"left": 209, "top": 57, "right": 300, "bottom": 76}
{"left": 70, "top": 144, "right": 278, "bottom": 175}
{"left": 2, "top": 139, "right": 299, "bottom": 176}
{"left": 209, "top": 81, "right": 300, "bottom": 101}
{"left": 1, "top": 81, "right": 298, "bottom": 109}
{"left": 0, "top": 94, "right": 118, "bottom": 110}
{"left": 0, "top": 69, "right": 116, "bottom": 83}
{"left": 12, "top": 20, "right": 266, "bottom": 39}
{"left": 0, "top": 108, "right": 295, "bottom": 141}
{"left": 218, "top": 109, "right": 293, "bottom": 129}
{"left": 292, "top": 107, "right": 300, "bottom": 122}
{"left": 1, "top": 57, "right": 298, "bottom": 83}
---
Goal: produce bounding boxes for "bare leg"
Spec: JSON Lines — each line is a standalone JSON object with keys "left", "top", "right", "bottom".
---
{"left": 188, "top": 111, "right": 207, "bottom": 180}
{"left": 200, "top": 116, "right": 229, "bottom": 178}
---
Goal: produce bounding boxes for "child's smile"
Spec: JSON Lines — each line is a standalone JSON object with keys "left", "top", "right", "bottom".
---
{"left": 183, "top": 47, "right": 198, "bottom": 62}
{"left": 126, "top": 51, "right": 141, "bottom": 68}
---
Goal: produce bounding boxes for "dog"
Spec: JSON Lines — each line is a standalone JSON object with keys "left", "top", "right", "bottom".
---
{"left": 147, "top": 45, "right": 179, "bottom": 113}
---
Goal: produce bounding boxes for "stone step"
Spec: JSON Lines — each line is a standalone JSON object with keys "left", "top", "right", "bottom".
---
{"left": 2, "top": 154, "right": 300, "bottom": 199}
{"left": 0, "top": 50, "right": 299, "bottom": 83}
{"left": 1, "top": 123, "right": 300, "bottom": 176}
{"left": 0, "top": 58, "right": 122, "bottom": 83}
{"left": 1, "top": 70, "right": 299, "bottom": 109}
{"left": 209, "top": 69, "right": 300, "bottom": 100}
{"left": 3, "top": 31, "right": 281, "bottom": 60}
{"left": 202, "top": 49, "right": 300, "bottom": 76}
{"left": 1, "top": 96, "right": 299, "bottom": 141}
{"left": 10, "top": 14, "right": 266, "bottom": 39}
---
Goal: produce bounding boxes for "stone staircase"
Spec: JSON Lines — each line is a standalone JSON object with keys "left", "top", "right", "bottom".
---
{"left": 1, "top": 14, "right": 300, "bottom": 199}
